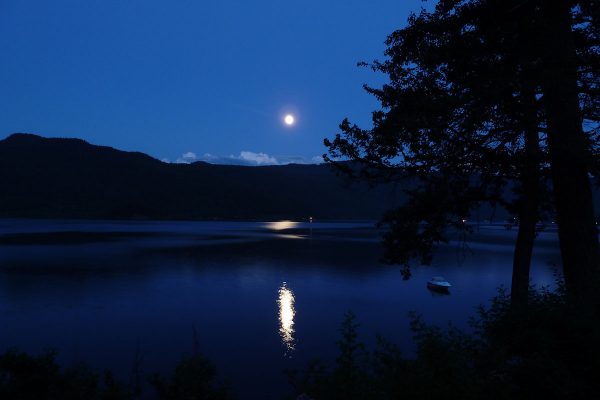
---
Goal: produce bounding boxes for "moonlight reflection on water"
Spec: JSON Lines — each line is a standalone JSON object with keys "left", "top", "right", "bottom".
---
{"left": 267, "top": 220, "right": 299, "bottom": 231}
{"left": 278, "top": 282, "right": 296, "bottom": 355}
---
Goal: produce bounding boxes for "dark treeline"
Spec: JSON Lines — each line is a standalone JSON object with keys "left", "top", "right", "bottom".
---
{"left": 0, "top": 133, "right": 522, "bottom": 222}
{"left": 0, "top": 349, "right": 230, "bottom": 400}
{"left": 0, "top": 133, "right": 402, "bottom": 221}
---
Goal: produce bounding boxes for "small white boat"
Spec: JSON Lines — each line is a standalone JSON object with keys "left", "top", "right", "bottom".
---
{"left": 427, "top": 276, "right": 452, "bottom": 292}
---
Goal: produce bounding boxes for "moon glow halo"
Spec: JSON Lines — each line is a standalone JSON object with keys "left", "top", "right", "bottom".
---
{"left": 284, "top": 114, "right": 295, "bottom": 126}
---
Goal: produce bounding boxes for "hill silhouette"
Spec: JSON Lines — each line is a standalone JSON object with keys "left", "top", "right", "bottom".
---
{"left": 0, "top": 133, "right": 402, "bottom": 220}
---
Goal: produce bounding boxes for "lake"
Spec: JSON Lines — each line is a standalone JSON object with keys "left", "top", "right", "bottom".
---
{"left": 0, "top": 220, "right": 561, "bottom": 399}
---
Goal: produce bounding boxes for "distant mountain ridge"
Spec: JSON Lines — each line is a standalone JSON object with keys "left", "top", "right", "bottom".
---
{"left": 0, "top": 133, "right": 401, "bottom": 220}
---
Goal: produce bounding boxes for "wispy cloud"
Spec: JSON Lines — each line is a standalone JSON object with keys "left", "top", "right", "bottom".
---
{"left": 166, "top": 150, "right": 323, "bottom": 166}
{"left": 238, "top": 151, "right": 278, "bottom": 165}
{"left": 197, "top": 151, "right": 279, "bottom": 166}
{"left": 311, "top": 155, "right": 324, "bottom": 164}
{"left": 175, "top": 151, "right": 198, "bottom": 164}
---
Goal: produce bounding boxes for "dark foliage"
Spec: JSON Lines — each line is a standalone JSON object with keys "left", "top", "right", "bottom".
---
{"left": 290, "top": 286, "right": 600, "bottom": 399}
{"left": 0, "top": 350, "right": 131, "bottom": 400}
{"left": 0, "top": 350, "right": 231, "bottom": 400}
{"left": 149, "top": 354, "right": 231, "bottom": 400}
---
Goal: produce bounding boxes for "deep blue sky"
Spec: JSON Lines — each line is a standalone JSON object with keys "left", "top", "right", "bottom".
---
{"left": 1, "top": 0, "right": 423, "bottom": 165}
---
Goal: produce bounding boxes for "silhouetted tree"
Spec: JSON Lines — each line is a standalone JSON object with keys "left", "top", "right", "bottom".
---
{"left": 149, "top": 354, "right": 230, "bottom": 400}
{"left": 325, "top": 0, "right": 599, "bottom": 307}
{"left": 539, "top": 1, "right": 599, "bottom": 307}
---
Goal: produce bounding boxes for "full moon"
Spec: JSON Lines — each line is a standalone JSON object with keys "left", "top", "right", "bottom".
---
{"left": 284, "top": 114, "right": 295, "bottom": 126}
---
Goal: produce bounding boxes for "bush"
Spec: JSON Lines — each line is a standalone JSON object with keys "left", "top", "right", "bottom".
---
{"left": 0, "top": 350, "right": 131, "bottom": 400}
{"left": 289, "top": 286, "right": 600, "bottom": 399}
{"left": 149, "top": 354, "right": 231, "bottom": 400}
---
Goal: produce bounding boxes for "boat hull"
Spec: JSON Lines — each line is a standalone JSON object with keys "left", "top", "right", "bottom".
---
{"left": 427, "top": 282, "right": 451, "bottom": 292}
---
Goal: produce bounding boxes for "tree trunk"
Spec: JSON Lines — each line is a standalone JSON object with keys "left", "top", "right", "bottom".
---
{"left": 540, "top": 1, "right": 599, "bottom": 304}
{"left": 511, "top": 85, "right": 540, "bottom": 309}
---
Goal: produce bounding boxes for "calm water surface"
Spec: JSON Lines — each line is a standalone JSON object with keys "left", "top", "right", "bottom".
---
{"left": 0, "top": 220, "right": 560, "bottom": 399}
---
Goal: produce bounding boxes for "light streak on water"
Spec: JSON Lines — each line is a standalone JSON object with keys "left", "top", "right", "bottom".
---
{"left": 277, "top": 282, "right": 296, "bottom": 355}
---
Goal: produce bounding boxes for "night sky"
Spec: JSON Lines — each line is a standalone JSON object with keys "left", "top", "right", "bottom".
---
{"left": 1, "top": 0, "right": 423, "bottom": 165}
